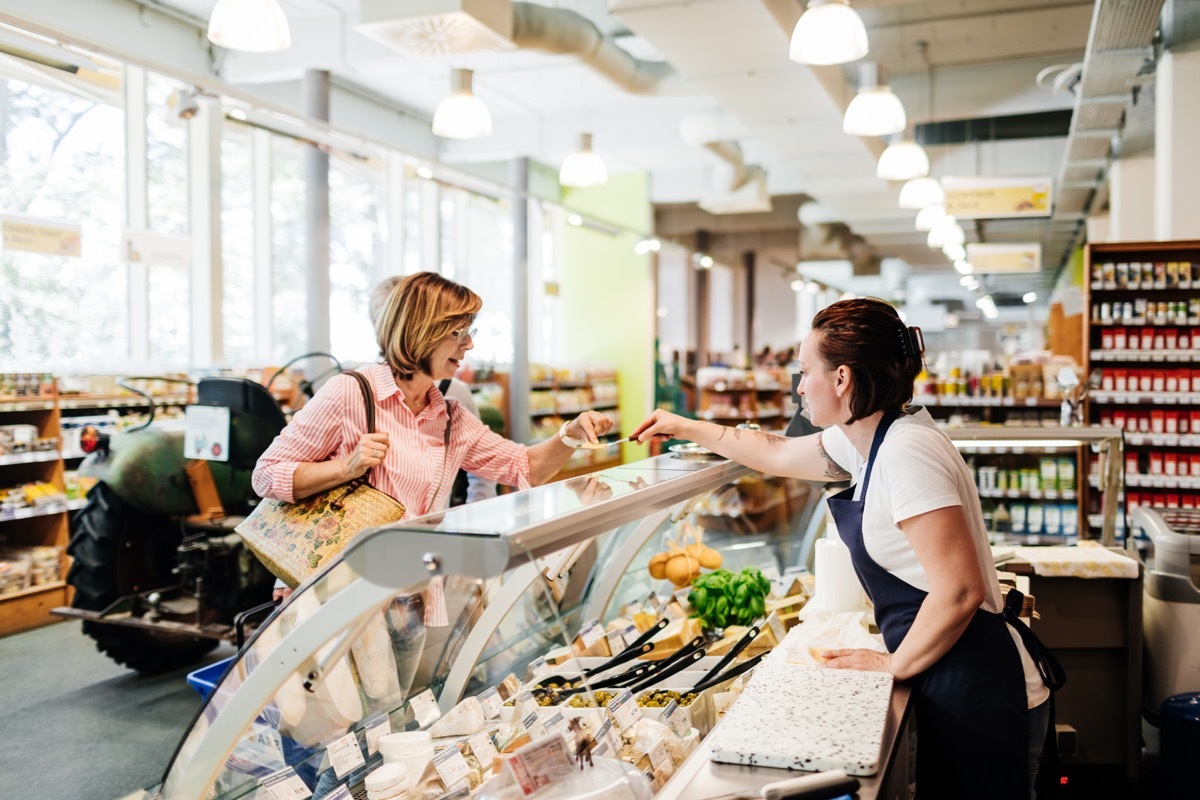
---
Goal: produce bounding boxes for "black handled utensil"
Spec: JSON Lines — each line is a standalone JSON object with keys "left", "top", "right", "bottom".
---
{"left": 627, "top": 648, "right": 706, "bottom": 695}
{"left": 695, "top": 625, "right": 760, "bottom": 687}
{"left": 688, "top": 651, "right": 765, "bottom": 694}
{"left": 545, "top": 662, "right": 656, "bottom": 701}
{"left": 619, "top": 617, "right": 669, "bottom": 654}
{"left": 533, "top": 641, "right": 656, "bottom": 691}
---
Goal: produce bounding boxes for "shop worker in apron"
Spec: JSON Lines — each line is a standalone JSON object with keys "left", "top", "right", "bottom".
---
{"left": 632, "top": 297, "right": 1059, "bottom": 800}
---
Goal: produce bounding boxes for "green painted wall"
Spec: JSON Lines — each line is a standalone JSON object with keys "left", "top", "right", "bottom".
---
{"left": 559, "top": 172, "right": 654, "bottom": 461}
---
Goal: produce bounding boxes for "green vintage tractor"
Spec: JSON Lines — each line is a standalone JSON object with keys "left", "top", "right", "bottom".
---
{"left": 56, "top": 361, "right": 337, "bottom": 672}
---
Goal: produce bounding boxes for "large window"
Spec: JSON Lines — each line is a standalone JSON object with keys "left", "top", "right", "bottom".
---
{"left": 270, "top": 137, "right": 307, "bottom": 362}
{"left": 221, "top": 122, "right": 255, "bottom": 365}
{"left": 0, "top": 59, "right": 128, "bottom": 369}
{"left": 329, "top": 154, "right": 387, "bottom": 363}
{"left": 461, "top": 192, "right": 513, "bottom": 364}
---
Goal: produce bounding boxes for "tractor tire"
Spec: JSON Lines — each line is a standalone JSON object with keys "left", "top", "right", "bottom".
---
{"left": 67, "top": 482, "right": 218, "bottom": 673}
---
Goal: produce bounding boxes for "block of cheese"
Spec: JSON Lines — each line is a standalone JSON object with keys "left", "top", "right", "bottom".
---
{"left": 544, "top": 646, "right": 575, "bottom": 666}
{"left": 633, "top": 612, "right": 659, "bottom": 633}
{"left": 606, "top": 617, "right": 634, "bottom": 634}
{"left": 430, "top": 697, "right": 486, "bottom": 737}
{"left": 570, "top": 630, "right": 611, "bottom": 658}
{"left": 496, "top": 674, "right": 521, "bottom": 700}
{"left": 765, "top": 593, "right": 806, "bottom": 616}
{"left": 640, "top": 618, "right": 703, "bottom": 661}
{"left": 743, "top": 621, "right": 780, "bottom": 656}
{"left": 705, "top": 625, "right": 749, "bottom": 657}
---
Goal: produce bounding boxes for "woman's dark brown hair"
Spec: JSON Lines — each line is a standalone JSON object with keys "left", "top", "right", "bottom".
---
{"left": 810, "top": 297, "right": 925, "bottom": 424}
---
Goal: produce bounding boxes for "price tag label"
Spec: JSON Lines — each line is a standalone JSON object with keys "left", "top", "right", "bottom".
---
{"left": 592, "top": 718, "right": 614, "bottom": 756}
{"left": 767, "top": 612, "right": 786, "bottom": 643}
{"left": 261, "top": 767, "right": 312, "bottom": 800}
{"left": 327, "top": 731, "right": 366, "bottom": 779}
{"left": 433, "top": 744, "right": 471, "bottom": 788}
{"left": 468, "top": 731, "right": 499, "bottom": 767}
{"left": 522, "top": 710, "right": 548, "bottom": 739}
{"left": 647, "top": 739, "right": 673, "bottom": 774}
{"left": 514, "top": 690, "right": 537, "bottom": 718}
{"left": 622, "top": 624, "right": 640, "bottom": 646}
{"left": 605, "top": 629, "right": 627, "bottom": 654}
{"left": 503, "top": 734, "right": 577, "bottom": 797}
{"left": 672, "top": 588, "right": 692, "bottom": 612}
{"left": 662, "top": 700, "right": 690, "bottom": 737}
{"left": 322, "top": 788, "right": 352, "bottom": 800}
{"left": 543, "top": 711, "right": 567, "bottom": 736}
{"left": 410, "top": 689, "right": 442, "bottom": 729}
{"left": 530, "top": 656, "right": 550, "bottom": 678}
{"left": 606, "top": 689, "right": 642, "bottom": 731}
{"left": 579, "top": 619, "right": 604, "bottom": 649}
{"left": 364, "top": 714, "right": 391, "bottom": 756}
{"left": 647, "top": 592, "right": 666, "bottom": 614}
{"left": 479, "top": 687, "right": 503, "bottom": 719}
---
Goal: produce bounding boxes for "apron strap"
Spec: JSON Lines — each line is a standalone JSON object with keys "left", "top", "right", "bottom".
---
{"left": 1003, "top": 587, "right": 1068, "bottom": 691}
{"left": 858, "top": 408, "right": 901, "bottom": 500}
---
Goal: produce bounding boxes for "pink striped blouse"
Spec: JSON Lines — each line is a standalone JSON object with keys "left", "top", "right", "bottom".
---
{"left": 252, "top": 364, "right": 532, "bottom": 625}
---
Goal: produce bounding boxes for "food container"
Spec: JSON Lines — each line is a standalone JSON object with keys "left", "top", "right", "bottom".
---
{"left": 364, "top": 763, "right": 409, "bottom": 800}
{"left": 633, "top": 687, "right": 714, "bottom": 734}
{"left": 379, "top": 731, "right": 433, "bottom": 782}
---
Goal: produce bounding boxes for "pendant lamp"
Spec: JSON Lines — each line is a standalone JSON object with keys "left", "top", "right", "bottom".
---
{"left": 432, "top": 69, "right": 492, "bottom": 139}
{"left": 927, "top": 217, "right": 964, "bottom": 248}
{"left": 942, "top": 242, "right": 966, "bottom": 262}
{"left": 208, "top": 0, "right": 291, "bottom": 52}
{"left": 877, "top": 138, "right": 929, "bottom": 181}
{"left": 898, "top": 177, "right": 944, "bottom": 209}
{"left": 789, "top": 0, "right": 869, "bottom": 66}
{"left": 914, "top": 204, "right": 946, "bottom": 232}
{"left": 559, "top": 133, "right": 608, "bottom": 188}
{"left": 843, "top": 63, "right": 906, "bottom": 137}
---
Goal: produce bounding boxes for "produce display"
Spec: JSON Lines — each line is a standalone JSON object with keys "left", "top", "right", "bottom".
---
{"left": 637, "top": 690, "right": 698, "bottom": 708}
{"left": 646, "top": 519, "right": 723, "bottom": 587}
{"left": 687, "top": 567, "right": 771, "bottom": 630}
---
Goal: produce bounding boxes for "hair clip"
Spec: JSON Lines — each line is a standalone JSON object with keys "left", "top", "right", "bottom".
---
{"left": 897, "top": 323, "right": 925, "bottom": 358}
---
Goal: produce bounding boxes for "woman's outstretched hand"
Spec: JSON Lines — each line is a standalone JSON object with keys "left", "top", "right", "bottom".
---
{"left": 630, "top": 409, "right": 693, "bottom": 444}
{"left": 564, "top": 410, "right": 614, "bottom": 445}
{"left": 818, "top": 648, "right": 895, "bottom": 676}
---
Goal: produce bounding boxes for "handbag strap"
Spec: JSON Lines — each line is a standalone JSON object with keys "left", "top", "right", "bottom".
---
{"left": 343, "top": 370, "right": 379, "bottom": 490}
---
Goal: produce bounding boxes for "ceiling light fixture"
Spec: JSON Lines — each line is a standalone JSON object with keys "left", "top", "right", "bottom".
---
{"left": 843, "top": 63, "right": 906, "bottom": 137}
{"left": 942, "top": 242, "right": 966, "bottom": 262}
{"left": 207, "top": 0, "right": 292, "bottom": 53}
{"left": 1024, "top": 291, "right": 1038, "bottom": 304}
{"left": 432, "top": 69, "right": 492, "bottom": 139}
{"left": 175, "top": 88, "right": 200, "bottom": 120}
{"left": 559, "top": 132, "right": 608, "bottom": 188}
{"left": 953, "top": 260, "right": 973, "bottom": 275}
{"left": 791, "top": 279, "right": 806, "bottom": 292}
{"left": 567, "top": 214, "right": 583, "bottom": 226}
{"left": 416, "top": 166, "right": 434, "bottom": 180}
{"left": 788, "top": 0, "right": 869, "bottom": 66}
{"left": 926, "top": 217, "right": 963, "bottom": 248}
{"left": 914, "top": 204, "right": 946, "bottom": 232}
{"left": 876, "top": 137, "right": 929, "bottom": 181}
{"left": 635, "top": 237, "right": 662, "bottom": 255}
{"left": 899, "top": 177, "right": 944, "bottom": 209}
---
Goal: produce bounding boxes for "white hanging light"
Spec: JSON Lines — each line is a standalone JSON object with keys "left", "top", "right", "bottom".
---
{"left": 953, "top": 260, "right": 974, "bottom": 275}
{"left": 559, "top": 133, "right": 609, "bottom": 188}
{"left": 432, "top": 69, "right": 492, "bottom": 139}
{"left": 942, "top": 242, "right": 966, "bottom": 262}
{"left": 843, "top": 63, "right": 906, "bottom": 137}
{"left": 876, "top": 138, "right": 929, "bottom": 181}
{"left": 914, "top": 204, "right": 946, "bottom": 231}
{"left": 207, "top": 0, "right": 291, "bottom": 53}
{"left": 898, "top": 177, "right": 944, "bottom": 209}
{"left": 788, "top": 0, "right": 869, "bottom": 66}
{"left": 927, "top": 217, "right": 964, "bottom": 248}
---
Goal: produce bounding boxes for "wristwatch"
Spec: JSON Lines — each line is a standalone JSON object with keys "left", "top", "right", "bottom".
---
{"left": 558, "top": 420, "right": 584, "bottom": 449}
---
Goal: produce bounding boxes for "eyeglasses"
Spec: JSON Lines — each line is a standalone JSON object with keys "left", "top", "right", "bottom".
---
{"left": 448, "top": 327, "right": 477, "bottom": 344}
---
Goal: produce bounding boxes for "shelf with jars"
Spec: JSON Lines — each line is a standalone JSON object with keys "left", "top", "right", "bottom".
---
{"left": 694, "top": 367, "right": 786, "bottom": 427}
{"left": 1086, "top": 240, "right": 1200, "bottom": 534}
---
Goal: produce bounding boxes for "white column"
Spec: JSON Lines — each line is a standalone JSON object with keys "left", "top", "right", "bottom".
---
{"left": 385, "top": 152, "right": 406, "bottom": 276}
{"left": 252, "top": 128, "right": 273, "bottom": 362}
{"left": 1155, "top": 48, "right": 1200, "bottom": 240}
{"left": 1109, "top": 156, "right": 1155, "bottom": 241}
{"left": 188, "top": 97, "right": 222, "bottom": 367}
{"left": 123, "top": 65, "right": 149, "bottom": 363}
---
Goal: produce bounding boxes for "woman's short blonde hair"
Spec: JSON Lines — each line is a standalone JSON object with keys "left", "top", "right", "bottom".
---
{"left": 370, "top": 272, "right": 482, "bottom": 379}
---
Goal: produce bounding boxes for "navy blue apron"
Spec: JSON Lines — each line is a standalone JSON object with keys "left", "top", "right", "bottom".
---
{"left": 826, "top": 410, "right": 1030, "bottom": 800}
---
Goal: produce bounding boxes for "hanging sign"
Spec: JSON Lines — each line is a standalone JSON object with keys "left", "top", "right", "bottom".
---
{"left": 122, "top": 229, "right": 191, "bottom": 268}
{"left": 184, "top": 405, "right": 231, "bottom": 462}
{"left": 1, "top": 213, "right": 81, "bottom": 257}
{"left": 942, "top": 176, "right": 1052, "bottom": 219}
{"left": 965, "top": 243, "right": 1042, "bottom": 274}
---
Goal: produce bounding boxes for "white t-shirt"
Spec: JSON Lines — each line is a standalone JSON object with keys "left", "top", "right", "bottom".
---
{"left": 822, "top": 407, "right": 1050, "bottom": 709}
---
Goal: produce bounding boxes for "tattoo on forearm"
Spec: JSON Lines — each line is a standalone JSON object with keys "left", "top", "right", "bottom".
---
{"left": 754, "top": 431, "right": 785, "bottom": 447}
{"left": 817, "top": 433, "right": 851, "bottom": 479}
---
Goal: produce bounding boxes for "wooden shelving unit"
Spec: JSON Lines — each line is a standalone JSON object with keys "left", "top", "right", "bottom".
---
{"left": 695, "top": 369, "right": 786, "bottom": 427}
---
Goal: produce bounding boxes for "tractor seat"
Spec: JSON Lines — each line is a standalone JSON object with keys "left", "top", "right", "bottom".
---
{"left": 197, "top": 377, "right": 288, "bottom": 432}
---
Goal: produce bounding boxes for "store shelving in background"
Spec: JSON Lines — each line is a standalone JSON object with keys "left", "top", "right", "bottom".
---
{"left": 1085, "top": 239, "right": 1200, "bottom": 535}
{"left": 693, "top": 367, "right": 786, "bottom": 427}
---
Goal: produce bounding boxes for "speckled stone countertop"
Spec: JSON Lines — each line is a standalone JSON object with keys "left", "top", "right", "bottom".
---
{"left": 706, "top": 659, "right": 893, "bottom": 776}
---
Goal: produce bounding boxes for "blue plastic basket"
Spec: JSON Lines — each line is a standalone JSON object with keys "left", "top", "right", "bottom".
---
{"left": 186, "top": 656, "right": 235, "bottom": 701}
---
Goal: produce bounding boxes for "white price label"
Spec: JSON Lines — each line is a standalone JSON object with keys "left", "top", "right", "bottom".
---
{"left": 605, "top": 629, "right": 627, "bottom": 654}
{"left": 327, "top": 731, "right": 366, "bottom": 779}
{"left": 543, "top": 711, "right": 567, "bottom": 735}
{"left": 503, "top": 734, "right": 577, "bottom": 797}
{"left": 606, "top": 689, "right": 642, "bottom": 731}
{"left": 622, "top": 625, "right": 640, "bottom": 646}
{"left": 647, "top": 739, "right": 673, "bottom": 774}
{"left": 522, "top": 710, "right": 548, "bottom": 739}
{"left": 579, "top": 619, "right": 604, "bottom": 649}
{"left": 767, "top": 612, "right": 786, "bottom": 643}
{"left": 672, "top": 588, "right": 692, "bottom": 612}
{"left": 468, "top": 731, "right": 499, "bottom": 767}
{"left": 479, "top": 687, "right": 503, "bottom": 719}
{"left": 261, "top": 768, "right": 312, "bottom": 800}
{"left": 433, "top": 744, "right": 472, "bottom": 788}
{"left": 364, "top": 714, "right": 391, "bottom": 756}
{"left": 593, "top": 719, "right": 614, "bottom": 756}
{"left": 322, "top": 788, "right": 352, "bottom": 800}
{"left": 647, "top": 592, "right": 666, "bottom": 613}
{"left": 410, "top": 689, "right": 442, "bottom": 729}
{"left": 662, "top": 700, "right": 690, "bottom": 737}
{"left": 514, "top": 690, "right": 537, "bottom": 718}
{"left": 530, "top": 656, "right": 550, "bottom": 678}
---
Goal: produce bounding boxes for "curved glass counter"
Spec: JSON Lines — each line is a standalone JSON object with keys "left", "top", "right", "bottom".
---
{"left": 154, "top": 453, "right": 825, "bottom": 800}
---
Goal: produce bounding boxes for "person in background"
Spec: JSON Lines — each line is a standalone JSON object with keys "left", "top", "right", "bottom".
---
{"left": 631, "top": 297, "right": 1057, "bottom": 800}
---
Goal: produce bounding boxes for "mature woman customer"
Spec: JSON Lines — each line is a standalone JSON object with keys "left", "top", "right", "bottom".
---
{"left": 631, "top": 298, "right": 1057, "bottom": 800}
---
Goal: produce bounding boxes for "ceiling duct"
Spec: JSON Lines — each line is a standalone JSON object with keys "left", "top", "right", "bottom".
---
{"left": 355, "top": 0, "right": 680, "bottom": 96}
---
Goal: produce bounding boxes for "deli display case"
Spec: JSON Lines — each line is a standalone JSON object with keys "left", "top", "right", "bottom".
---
{"left": 145, "top": 452, "right": 835, "bottom": 800}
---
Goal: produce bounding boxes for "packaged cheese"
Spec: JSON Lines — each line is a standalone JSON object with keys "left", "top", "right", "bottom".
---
{"left": 640, "top": 618, "right": 703, "bottom": 661}
{"left": 430, "top": 697, "right": 486, "bottom": 737}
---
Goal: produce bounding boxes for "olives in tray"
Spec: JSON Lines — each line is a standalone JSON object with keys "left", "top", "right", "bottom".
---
{"left": 565, "top": 690, "right": 615, "bottom": 708}
{"left": 637, "top": 690, "right": 697, "bottom": 707}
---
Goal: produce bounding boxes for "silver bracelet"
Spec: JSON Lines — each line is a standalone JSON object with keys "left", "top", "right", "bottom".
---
{"left": 558, "top": 420, "right": 584, "bottom": 449}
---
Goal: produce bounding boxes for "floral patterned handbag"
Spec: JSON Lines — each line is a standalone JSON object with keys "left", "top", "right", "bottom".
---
{"left": 236, "top": 371, "right": 408, "bottom": 587}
